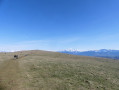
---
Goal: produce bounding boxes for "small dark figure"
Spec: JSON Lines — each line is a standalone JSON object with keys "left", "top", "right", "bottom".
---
{"left": 24, "top": 55, "right": 27, "bottom": 56}
{"left": 14, "top": 55, "right": 18, "bottom": 59}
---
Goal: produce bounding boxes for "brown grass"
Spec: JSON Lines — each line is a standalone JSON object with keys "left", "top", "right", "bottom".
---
{"left": 0, "top": 50, "right": 119, "bottom": 90}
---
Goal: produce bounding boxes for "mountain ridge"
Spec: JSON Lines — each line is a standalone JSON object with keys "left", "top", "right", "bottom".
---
{"left": 59, "top": 49, "right": 119, "bottom": 60}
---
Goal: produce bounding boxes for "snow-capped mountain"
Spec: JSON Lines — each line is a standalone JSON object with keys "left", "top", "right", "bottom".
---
{"left": 59, "top": 49, "right": 119, "bottom": 60}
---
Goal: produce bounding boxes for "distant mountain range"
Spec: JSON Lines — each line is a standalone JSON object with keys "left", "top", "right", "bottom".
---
{"left": 59, "top": 49, "right": 119, "bottom": 60}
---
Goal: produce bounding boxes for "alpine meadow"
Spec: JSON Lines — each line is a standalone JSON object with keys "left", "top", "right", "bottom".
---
{"left": 0, "top": 0, "right": 119, "bottom": 90}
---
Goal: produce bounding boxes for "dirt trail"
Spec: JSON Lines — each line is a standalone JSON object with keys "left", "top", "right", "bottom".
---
{"left": 0, "top": 59, "right": 21, "bottom": 90}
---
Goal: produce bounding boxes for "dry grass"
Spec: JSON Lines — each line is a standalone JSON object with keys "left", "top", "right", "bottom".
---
{"left": 19, "top": 51, "right": 119, "bottom": 90}
{"left": 0, "top": 50, "right": 119, "bottom": 90}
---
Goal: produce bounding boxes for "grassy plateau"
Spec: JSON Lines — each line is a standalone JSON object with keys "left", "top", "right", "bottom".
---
{"left": 0, "top": 50, "right": 118, "bottom": 90}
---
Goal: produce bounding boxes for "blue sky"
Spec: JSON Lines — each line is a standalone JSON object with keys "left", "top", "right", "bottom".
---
{"left": 0, "top": 0, "right": 119, "bottom": 51}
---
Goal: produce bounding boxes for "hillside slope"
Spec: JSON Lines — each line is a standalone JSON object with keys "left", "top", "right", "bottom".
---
{"left": 0, "top": 50, "right": 119, "bottom": 90}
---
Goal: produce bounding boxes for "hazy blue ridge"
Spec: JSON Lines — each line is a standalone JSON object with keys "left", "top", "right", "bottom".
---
{"left": 59, "top": 49, "right": 119, "bottom": 60}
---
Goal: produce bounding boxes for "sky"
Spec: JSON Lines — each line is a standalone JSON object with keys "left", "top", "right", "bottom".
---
{"left": 0, "top": 0, "right": 119, "bottom": 51}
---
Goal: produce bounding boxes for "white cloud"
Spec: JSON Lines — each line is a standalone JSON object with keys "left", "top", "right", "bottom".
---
{"left": 0, "top": 37, "right": 81, "bottom": 51}
{"left": 0, "top": 40, "right": 51, "bottom": 51}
